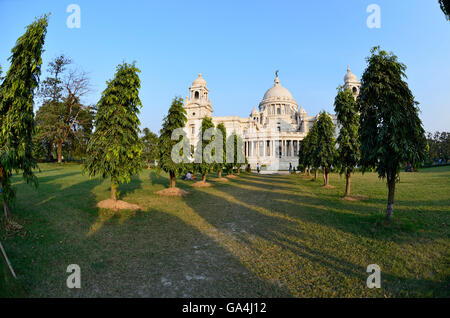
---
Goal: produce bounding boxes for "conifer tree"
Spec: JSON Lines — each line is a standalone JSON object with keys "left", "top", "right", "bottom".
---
{"left": 216, "top": 123, "right": 227, "bottom": 178}
{"left": 84, "top": 62, "right": 143, "bottom": 201}
{"left": 0, "top": 15, "right": 49, "bottom": 219}
{"left": 194, "top": 117, "right": 215, "bottom": 183}
{"left": 314, "top": 112, "right": 336, "bottom": 186}
{"left": 306, "top": 123, "right": 320, "bottom": 179}
{"left": 334, "top": 87, "right": 360, "bottom": 197}
{"left": 158, "top": 97, "right": 187, "bottom": 188}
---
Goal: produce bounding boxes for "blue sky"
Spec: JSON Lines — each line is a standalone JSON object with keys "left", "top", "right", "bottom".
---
{"left": 1, "top": 0, "right": 449, "bottom": 133}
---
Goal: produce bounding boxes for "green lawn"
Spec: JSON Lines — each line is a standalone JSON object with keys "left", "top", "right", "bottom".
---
{"left": 0, "top": 163, "right": 449, "bottom": 297}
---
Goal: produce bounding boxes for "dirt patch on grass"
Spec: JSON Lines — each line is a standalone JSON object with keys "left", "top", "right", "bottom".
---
{"left": 96, "top": 199, "right": 141, "bottom": 211}
{"left": 211, "top": 178, "right": 229, "bottom": 182}
{"left": 156, "top": 187, "right": 189, "bottom": 196}
{"left": 342, "top": 194, "right": 369, "bottom": 201}
{"left": 321, "top": 185, "right": 336, "bottom": 189}
{"left": 226, "top": 174, "right": 238, "bottom": 179}
{"left": 191, "top": 181, "right": 212, "bottom": 188}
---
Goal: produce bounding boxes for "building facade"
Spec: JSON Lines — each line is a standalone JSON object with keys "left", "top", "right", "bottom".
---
{"left": 183, "top": 69, "right": 360, "bottom": 171}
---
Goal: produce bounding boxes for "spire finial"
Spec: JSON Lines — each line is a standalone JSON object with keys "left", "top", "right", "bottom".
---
{"left": 274, "top": 70, "right": 280, "bottom": 85}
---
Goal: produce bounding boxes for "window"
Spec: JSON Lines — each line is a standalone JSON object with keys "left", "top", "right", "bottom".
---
{"left": 194, "top": 91, "right": 199, "bottom": 99}
{"left": 352, "top": 87, "right": 357, "bottom": 94}
{"left": 277, "top": 106, "right": 281, "bottom": 115}
{"left": 191, "top": 125, "right": 195, "bottom": 135}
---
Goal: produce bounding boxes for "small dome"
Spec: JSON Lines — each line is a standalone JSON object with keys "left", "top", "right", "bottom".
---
{"left": 192, "top": 73, "right": 207, "bottom": 87}
{"left": 262, "top": 76, "right": 295, "bottom": 101}
{"left": 299, "top": 106, "right": 307, "bottom": 114}
{"left": 250, "top": 106, "right": 259, "bottom": 115}
{"left": 344, "top": 67, "right": 358, "bottom": 83}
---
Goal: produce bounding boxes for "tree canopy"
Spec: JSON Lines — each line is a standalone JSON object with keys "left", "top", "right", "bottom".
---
{"left": 358, "top": 46, "right": 427, "bottom": 219}
{"left": 0, "top": 15, "right": 49, "bottom": 219}
{"left": 84, "top": 62, "right": 143, "bottom": 200}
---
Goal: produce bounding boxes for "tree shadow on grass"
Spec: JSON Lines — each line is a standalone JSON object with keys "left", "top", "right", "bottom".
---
{"left": 182, "top": 180, "right": 448, "bottom": 297}
{"left": 223, "top": 175, "right": 449, "bottom": 243}
{"left": 116, "top": 174, "right": 143, "bottom": 199}
{"left": 5, "top": 173, "right": 104, "bottom": 297}
{"left": 78, "top": 207, "right": 293, "bottom": 297}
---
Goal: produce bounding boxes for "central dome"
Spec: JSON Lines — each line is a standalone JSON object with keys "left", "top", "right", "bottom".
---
{"left": 262, "top": 77, "right": 295, "bottom": 102}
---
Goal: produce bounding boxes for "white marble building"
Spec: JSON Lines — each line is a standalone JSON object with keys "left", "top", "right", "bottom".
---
{"left": 183, "top": 69, "right": 360, "bottom": 171}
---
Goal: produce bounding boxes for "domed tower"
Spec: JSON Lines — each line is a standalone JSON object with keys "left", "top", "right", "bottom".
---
{"left": 344, "top": 67, "right": 361, "bottom": 100}
{"left": 184, "top": 73, "right": 213, "bottom": 146}
{"left": 185, "top": 73, "right": 213, "bottom": 120}
{"left": 258, "top": 71, "right": 298, "bottom": 126}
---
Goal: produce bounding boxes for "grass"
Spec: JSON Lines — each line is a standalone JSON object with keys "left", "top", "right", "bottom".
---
{"left": 0, "top": 163, "right": 449, "bottom": 297}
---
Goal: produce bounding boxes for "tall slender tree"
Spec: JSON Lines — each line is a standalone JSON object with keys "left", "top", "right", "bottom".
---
{"left": 84, "top": 62, "right": 143, "bottom": 201}
{"left": 234, "top": 134, "right": 246, "bottom": 175}
{"left": 334, "top": 87, "right": 360, "bottom": 197}
{"left": 308, "top": 124, "right": 320, "bottom": 179}
{"left": 359, "top": 47, "right": 427, "bottom": 220}
{"left": 314, "top": 112, "right": 336, "bottom": 186}
{"left": 216, "top": 123, "right": 227, "bottom": 178}
{"left": 194, "top": 117, "right": 215, "bottom": 182}
{"left": 158, "top": 97, "right": 187, "bottom": 188}
{"left": 0, "top": 15, "right": 48, "bottom": 219}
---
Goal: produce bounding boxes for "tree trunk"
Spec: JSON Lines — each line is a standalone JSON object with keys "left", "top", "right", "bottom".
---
{"left": 57, "top": 142, "right": 63, "bottom": 163}
{"left": 3, "top": 200, "right": 11, "bottom": 220}
{"left": 0, "top": 167, "right": 11, "bottom": 219}
{"left": 314, "top": 169, "right": 318, "bottom": 180}
{"left": 323, "top": 168, "right": 326, "bottom": 186}
{"left": 386, "top": 176, "right": 396, "bottom": 220}
{"left": 345, "top": 171, "right": 351, "bottom": 197}
{"left": 218, "top": 170, "right": 222, "bottom": 178}
{"left": 307, "top": 166, "right": 310, "bottom": 176}
{"left": 325, "top": 168, "right": 330, "bottom": 186}
{"left": 111, "top": 183, "right": 118, "bottom": 201}
{"left": 202, "top": 174, "right": 206, "bottom": 183}
{"left": 169, "top": 171, "right": 176, "bottom": 188}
